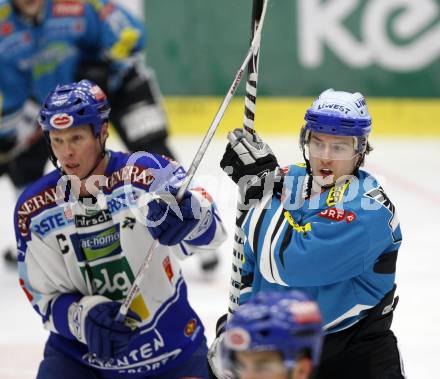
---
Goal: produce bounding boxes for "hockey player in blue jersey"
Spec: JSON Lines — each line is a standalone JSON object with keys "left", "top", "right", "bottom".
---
{"left": 1, "top": 0, "right": 173, "bottom": 157}
{"left": 3, "top": 0, "right": 215, "bottom": 267}
{"left": 219, "top": 89, "right": 405, "bottom": 378}
{"left": 14, "top": 79, "right": 227, "bottom": 379}
{"left": 220, "top": 291, "right": 323, "bottom": 379}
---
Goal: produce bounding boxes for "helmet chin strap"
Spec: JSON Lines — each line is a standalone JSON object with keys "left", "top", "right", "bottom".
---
{"left": 302, "top": 150, "right": 314, "bottom": 199}
{"left": 78, "top": 135, "right": 108, "bottom": 182}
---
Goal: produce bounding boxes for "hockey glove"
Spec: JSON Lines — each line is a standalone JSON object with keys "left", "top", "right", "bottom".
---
{"left": 68, "top": 296, "right": 141, "bottom": 359}
{"left": 146, "top": 188, "right": 212, "bottom": 246}
{"left": 220, "top": 128, "right": 281, "bottom": 204}
{"left": 207, "top": 314, "right": 228, "bottom": 379}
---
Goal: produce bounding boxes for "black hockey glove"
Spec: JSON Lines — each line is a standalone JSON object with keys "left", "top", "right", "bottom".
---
{"left": 220, "top": 128, "right": 282, "bottom": 205}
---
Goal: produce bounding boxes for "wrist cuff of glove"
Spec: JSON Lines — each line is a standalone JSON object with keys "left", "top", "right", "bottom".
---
{"left": 273, "top": 166, "right": 285, "bottom": 195}
{"left": 215, "top": 313, "right": 228, "bottom": 337}
{"left": 68, "top": 295, "right": 109, "bottom": 344}
{"left": 239, "top": 166, "right": 285, "bottom": 205}
{"left": 184, "top": 190, "right": 214, "bottom": 243}
{"left": 52, "top": 293, "right": 82, "bottom": 340}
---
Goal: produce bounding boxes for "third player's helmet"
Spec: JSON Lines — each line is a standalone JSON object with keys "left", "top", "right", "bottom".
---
{"left": 300, "top": 88, "right": 372, "bottom": 156}
{"left": 221, "top": 291, "right": 323, "bottom": 377}
{"left": 38, "top": 79, "right": 110, "bottom": 136}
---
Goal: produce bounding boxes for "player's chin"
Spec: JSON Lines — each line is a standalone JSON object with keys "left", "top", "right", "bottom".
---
{"left": 313, "top": 174, "right": 335, "bottom": 188}
{"left": 62, "top": 164, "right": 82, "bottom": 178}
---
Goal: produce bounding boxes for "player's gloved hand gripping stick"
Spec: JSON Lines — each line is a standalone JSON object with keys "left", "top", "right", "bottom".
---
{"left": 224, "top": 0, "right": 269, "bottom": 319}
{"left": 208, "top": 1, "right": 270, "bottom": 378}
{"left": 115, "top": 0, "right": 269, "bottom": 322}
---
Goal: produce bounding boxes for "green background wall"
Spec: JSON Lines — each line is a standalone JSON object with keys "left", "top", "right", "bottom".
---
{"left": 144, "top": 0, "right": 440, "bottom": 97}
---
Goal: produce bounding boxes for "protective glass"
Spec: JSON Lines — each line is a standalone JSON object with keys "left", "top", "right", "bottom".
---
{"left": 305, "top": 137, "right": 358, "bottom": 160}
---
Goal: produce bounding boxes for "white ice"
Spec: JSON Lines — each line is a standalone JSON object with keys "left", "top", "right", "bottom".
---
{"left": 0, "top": 135, "right": 438, "bottom": 378}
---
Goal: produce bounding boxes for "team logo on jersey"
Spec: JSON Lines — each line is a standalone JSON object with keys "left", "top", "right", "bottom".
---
{"left": 319, "top": 208, "right": 357, "bottom": 223}
{"left": 184, "top": 319, "right": 197, "bottom": 337}
{"left": 52, "top": 1, "right": 85, "bottom": 17}
{"left": 224, "top": 327, "right": 250, "bottom": 351}
{"left": 0, "top": 21, "right": 12, "bottom": 36}
{"left": 50, "top": 113, "right": 74, "bottom": 129}
{"left": 162, "top": 256, "right": 174, "bottom": 282}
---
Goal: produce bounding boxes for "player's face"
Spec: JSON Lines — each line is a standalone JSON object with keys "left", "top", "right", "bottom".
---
{"left": 49, "top": 124, "right": 108, "bottom": 180}
{"left": 234, "top": 350, "right": 289, "bottom": 379}
{"left": 13, "top": 0, "right": 44, "bottom": 18}
{"left": 307, "top": 132, "right": 359, "bottom": 188}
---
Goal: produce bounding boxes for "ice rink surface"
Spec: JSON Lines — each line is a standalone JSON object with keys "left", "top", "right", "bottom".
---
{"left": 0, "top": 135, "right": 439, "bottom": 378}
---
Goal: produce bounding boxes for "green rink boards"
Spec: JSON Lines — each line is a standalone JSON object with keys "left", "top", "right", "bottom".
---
{"left": 143, "top": 0, "right": 440, "bottom": 136}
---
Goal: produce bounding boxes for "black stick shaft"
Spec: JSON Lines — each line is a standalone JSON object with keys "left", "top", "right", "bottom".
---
{"left": 228, "top": 0, "right": 267, "bottom": 317}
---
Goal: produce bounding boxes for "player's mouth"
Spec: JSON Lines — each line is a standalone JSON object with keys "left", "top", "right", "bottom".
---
{"left": 320, "top": 168, "right": 333, "bottom": 178}
{"left": 65, "top": 163, "right": 80, "bottom": 171}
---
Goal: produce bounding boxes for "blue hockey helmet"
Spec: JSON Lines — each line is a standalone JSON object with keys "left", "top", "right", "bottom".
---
{"left": 221, "top": 291, "right": 323, "bottom": 375}
{"left": 300, "top": 89, "right": 371, "bottom": 155}
{"left": 38, "top": 79, "right": 110, "bottom": 136}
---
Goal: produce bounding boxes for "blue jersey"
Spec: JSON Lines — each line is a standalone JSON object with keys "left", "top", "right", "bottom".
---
{"left": 0, "top": 0, "right": 145, "bottom": 137}
{"left": 14, "top": 150, "right": 227, "bottom": 378}
{"left": 240, "top": 164, "right": 402, "bottom": 334}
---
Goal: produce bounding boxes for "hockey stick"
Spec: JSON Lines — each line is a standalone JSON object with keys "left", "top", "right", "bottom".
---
{"left": 115, "top": 1, "right": 269, "bottom": 322}
{"left": 228, "top": 0, "right": 267, "bottom": 318}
